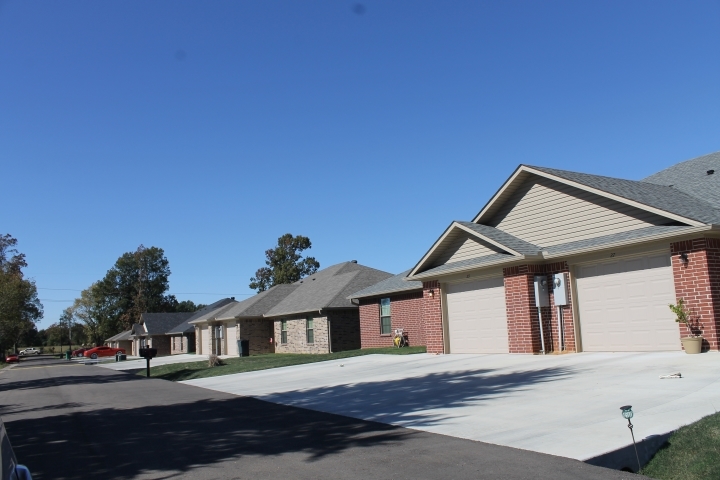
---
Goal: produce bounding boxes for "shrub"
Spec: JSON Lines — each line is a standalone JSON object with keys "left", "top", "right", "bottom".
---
{"left": 208, "top": 354, "right": 225, "bottom": 367}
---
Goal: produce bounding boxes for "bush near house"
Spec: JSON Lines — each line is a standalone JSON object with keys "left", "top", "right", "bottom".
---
{"left": 641, "top": 412, "right": 720, "bottom": 480}
{"left": 145, "top": 346, "right": 426, "bottom": 381}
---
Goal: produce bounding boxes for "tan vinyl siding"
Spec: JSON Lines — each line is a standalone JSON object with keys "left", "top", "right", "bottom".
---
{"left": 431, "top": 233, "right": 500, "bottom": 267}
{"left": 486, "top": 176, "right": 676, "bottom": 247}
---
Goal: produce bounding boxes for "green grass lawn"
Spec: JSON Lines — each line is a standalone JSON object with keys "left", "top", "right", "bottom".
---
{"left": 641, "top": 411, "right": 720, "bottom": 480}
{"left": 145, "top": 346, "right": 427, "bottom": 382}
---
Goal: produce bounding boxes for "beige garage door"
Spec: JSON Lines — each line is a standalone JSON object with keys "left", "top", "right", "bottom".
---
{"left": 576, "top": 254, "right": 680, "bottom": 352}
{"left": 446, "top": 277, "right": 508, "bottom": 354}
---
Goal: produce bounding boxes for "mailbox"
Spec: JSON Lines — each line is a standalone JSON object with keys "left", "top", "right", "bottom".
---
{"left": 139, "top": 348, "right": 157, "bottom": 359}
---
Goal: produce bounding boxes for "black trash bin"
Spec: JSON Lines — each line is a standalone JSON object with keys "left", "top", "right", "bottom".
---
{"left": 238, "top": 340, "right": 249, "bottom": 357}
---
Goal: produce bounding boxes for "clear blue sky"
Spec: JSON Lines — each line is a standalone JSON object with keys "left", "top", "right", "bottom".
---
{"left": 2, "top": 1, "right": 719, "bottom": 329}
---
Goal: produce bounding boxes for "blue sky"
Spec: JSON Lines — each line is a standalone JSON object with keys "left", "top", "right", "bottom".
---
{"left": 1, "top": 1, "right": 719, "bottom": 329}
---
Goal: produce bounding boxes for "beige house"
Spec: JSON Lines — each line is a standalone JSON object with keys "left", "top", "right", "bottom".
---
{"left": 105, "top": 330, "right": 133, "bottom": 354}
{"left": 399, "top": 151, "right": 720, "bottom": 355}
{"left": 190, "top": 261, "right": 393, "bottom": 355}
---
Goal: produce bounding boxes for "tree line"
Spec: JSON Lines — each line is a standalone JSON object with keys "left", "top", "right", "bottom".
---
{"left": 3, "top": 232, "right": 320, "bottom": 353}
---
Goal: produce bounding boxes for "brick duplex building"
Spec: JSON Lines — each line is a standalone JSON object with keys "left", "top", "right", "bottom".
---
{"left": 352, "top": 151, "right": 720, "bottom": 355}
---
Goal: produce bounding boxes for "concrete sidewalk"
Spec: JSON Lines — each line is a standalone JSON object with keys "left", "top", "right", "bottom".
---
{"left": 183, "top": 351, "right": 720, "bottom": 463}
{"left": 99, "top": 353, "right": 209, "bottom": 371}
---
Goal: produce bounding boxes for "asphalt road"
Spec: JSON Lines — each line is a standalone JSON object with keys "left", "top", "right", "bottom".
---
{"left": 0, "top": 356, "right": 644, "bottom": 480}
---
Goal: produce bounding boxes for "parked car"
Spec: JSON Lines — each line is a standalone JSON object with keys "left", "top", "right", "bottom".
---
{"left": 1, "top": 416, "right": 32, "bottom": 479}
{"left": 72, "top": 347, "right": 91, "bottom": 358}
{"left": 5, "top": 354, "right": 19, "bottom": 364}
{"left": 18, "top": 348, "right": 40, "bottom": 356}
{"left": 83, "top": 346, "right": 125, "bottom": 359}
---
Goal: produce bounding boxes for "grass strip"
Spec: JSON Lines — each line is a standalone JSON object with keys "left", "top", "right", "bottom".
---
{"left": 144, "top": 346, "right": 427, "bottom": 382}
{"left": 641, "top": 411, "right": 720, "bottom": 480}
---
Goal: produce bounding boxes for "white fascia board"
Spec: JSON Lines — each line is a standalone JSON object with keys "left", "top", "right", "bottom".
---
{"left": 408, "top": 254, "right": 540, "bottom": 281}
{"left": 523, "top": 167, "right": 706, "bottom": 227}
{"left": 407, "top": 222, "right": 463, "bottom": 278}
{"left": 453, "top": 222, "right": 523, "bottom": 256}
{"left": 472, "top": 165, "right": 526, "bottom": 223}
{"left": 541, "top": 225, "right": 713, "bottom": 260}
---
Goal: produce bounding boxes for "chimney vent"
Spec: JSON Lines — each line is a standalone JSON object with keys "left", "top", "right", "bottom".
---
{"left": 707, "top": 169, "right": 715, "bottom": 175}
{"left": 351, "top": 260, "right": 357, "bottom": 263}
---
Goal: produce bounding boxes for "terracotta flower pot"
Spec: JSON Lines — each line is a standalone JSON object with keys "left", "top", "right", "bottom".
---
{"left": 681, "top": 337, "right": 703, "bottom": 354}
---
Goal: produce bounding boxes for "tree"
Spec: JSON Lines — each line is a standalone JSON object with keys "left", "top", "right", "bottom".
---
{"left": 98, "top": 245, "right": 176, "bottom": 330}
{"left": 249, "top": 234, "right": 320, "bottom": 292}
{"left": 69, "top": 283, "right": 117, "bottom": 346}
{"left": 174, "top": 300, "right": 206, "bottom": 312}
{"left": 0, "top": 234, "right": 43, "bottom": 354}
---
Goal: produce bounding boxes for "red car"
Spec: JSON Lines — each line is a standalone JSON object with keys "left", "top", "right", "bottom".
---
{"left": 83, "top": 346, "right": 125, "bottom": 359}
{"left": 72, "top": 347, "right": 92, "bottom": 357}
{"left": 5, "top": 354, "right": 19, "bottom": 363}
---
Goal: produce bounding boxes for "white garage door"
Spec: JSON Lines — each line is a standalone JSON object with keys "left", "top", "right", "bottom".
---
{"left": 576, "top": 254, "right": 680, "bottom": 352}
{"left": 446, "top": 277, "right": 508, "bottom": 354}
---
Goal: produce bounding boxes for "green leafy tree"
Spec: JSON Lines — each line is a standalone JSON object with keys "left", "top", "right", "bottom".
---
{"left": 174, "top": 300, "right": 206, "bottom": 312}
{"left": 69, "top": 283, "right": 117, "bottom": 346}
{"left": 0, "top": 234, "right": 43, "bottom": 354}
{"left": 98, "top": 245, "right": 176, "bottom": 330}
{"left": 249, "top": 234, "right": 320, "bottom": 292}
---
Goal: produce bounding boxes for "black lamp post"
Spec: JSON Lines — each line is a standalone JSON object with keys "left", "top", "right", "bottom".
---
{"left": 620, "top": 405, "right": 641, "bottom": 472}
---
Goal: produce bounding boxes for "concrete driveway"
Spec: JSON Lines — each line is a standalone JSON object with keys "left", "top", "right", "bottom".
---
{"left": 183, "top": 351, "right": 720, "bottom": 462}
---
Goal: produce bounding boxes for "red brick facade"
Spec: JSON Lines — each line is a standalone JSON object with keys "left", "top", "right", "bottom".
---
{"left": 423, "top": 281, "right": 444, "bottom": 354}
{"left": 671, "top": 238, "right": 720, "bottom": 351}
{"left": 359, "top": 292, "right": 424, "bottom": 348}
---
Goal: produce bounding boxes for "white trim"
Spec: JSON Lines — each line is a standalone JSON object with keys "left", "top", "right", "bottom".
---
{"left": 454, "top": 223, "right": 524, "bottom": 256}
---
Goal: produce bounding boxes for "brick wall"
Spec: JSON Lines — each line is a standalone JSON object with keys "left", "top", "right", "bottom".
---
{"left": 502, "top": 262, "right": 576, "bottom": 354}
{"left": 423, "top": 281, "right": 444, "bottom": 354}
{"left": 359, "top": 292, "right": 424, "bottom": 348}
{"left": 237, "top": 319, "right": 275, "bottom": 355}
{"left": 329, "top": 309, "right": 362, "bottom": 352}
{"left": 273, "top": 316, "right": 330, "bottom": 354}
{"left": 671, "top": 238, "right": 720, "bottom": 351}
{"left": 148, "top": 335, "right": 171, "bottom": 356}
{"left": 170, "top": 334, "right": 195, "bottom": 355}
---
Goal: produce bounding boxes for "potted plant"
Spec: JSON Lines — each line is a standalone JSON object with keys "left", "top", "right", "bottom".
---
{"left": 669, "top": 298, "right": 703, "bottom": 354}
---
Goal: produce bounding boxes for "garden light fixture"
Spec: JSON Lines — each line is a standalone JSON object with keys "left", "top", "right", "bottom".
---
{"left": 620, "top": 405, "right": 641, "bottom": 472}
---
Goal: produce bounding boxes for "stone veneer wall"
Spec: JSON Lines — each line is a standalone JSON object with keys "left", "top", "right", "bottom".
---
{"left": 273, "top": 315, "right": 330, "bottom": 354}
{"left": 170, "top": 334, "right": 195, "bottom": 355}
{"left": 359, "top": 292, "right": 424, "bottom": 348}
{"left": 237, "top": 319, "right": 275, "bottom": 355}
{"left": 671, "top": 237, "right": 720, "bottom": 351}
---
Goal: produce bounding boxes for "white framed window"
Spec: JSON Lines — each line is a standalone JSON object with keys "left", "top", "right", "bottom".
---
{"left": 306, "top": 317, "right": 314, "bottom": 344}
{"left": 281, "top": 320, "right": 288, "bottom": 344}
{"left": 380, "top": 298, "right": 391, "bottom": 335}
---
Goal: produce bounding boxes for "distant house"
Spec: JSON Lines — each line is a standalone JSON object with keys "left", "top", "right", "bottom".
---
{"left": 189, "top": 261, "right": 394, "bottom": 355}
{"left": 191, "top": 285, "right": 297, "bottom": 356}
{"left": 104, "top": 330, "right": 133, "bottom": 354}
{"left": 131, "top": 312, "right": 194, "bottom": 356}
{"left": 264, "top": 261, "right": 392, "bottom": 354}
{"left": 349, "top": 270, "right": 424, "bottom": 349}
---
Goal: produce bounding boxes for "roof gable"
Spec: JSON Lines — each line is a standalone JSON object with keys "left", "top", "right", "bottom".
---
{"left": 482, "top": 174, "right": 682, "bottom": 247}
{"left": 408, "top": 221, "right": 540, "bottom": 278}
{"left": 473, "top": 165, "right": 717, "bottom": 227}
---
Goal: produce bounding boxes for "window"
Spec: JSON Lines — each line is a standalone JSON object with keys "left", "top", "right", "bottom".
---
{"left": 180, "top": 336, "right": 184, "bottom": 350}
{"left": 281, "top": 320, "right": 288, "bottom": 344}
{"left": 380, "top": 298, "right": 391, "bottom": 335}
{"left": 306, "top": 317, "right": 314, "bottom": 344}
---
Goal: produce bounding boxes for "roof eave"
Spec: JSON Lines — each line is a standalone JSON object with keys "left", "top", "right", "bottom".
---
{"left": 542, "top": 225, "right": 715, "bottom": 260}
{"left": 407, "top": 254, "right": 540, "bottom": 281}
{"left": 349, "top": 286, "right": 424, "bottom": 300}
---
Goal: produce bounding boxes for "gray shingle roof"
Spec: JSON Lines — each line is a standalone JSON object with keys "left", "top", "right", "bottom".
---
{"left": 409, "top": 252, "right": 517, "bottom": 278}
{"left": 456, "top": 221, "right": 541, "bottom": 255}
{"left": 167, "top": 298, "right": 237, "bottom": 332}
{"left": 348, "top": 269, "right": 422, "bottom": 299}
{"left": 527, "top": 165, "right": 720, "bottom": 224}
{"left": 642, "top": 151, "right": 720, "bottom": 209}
{"left": 264, "top": 262, "right": 393, "bottom": 317}
{"left": 137, "top": 312, "right": 194, "bottom": 336}
{"left": 105, "top": 330, "right": 132, "bottom": 342}
{"left": 215, "top": 284, "right": 298, "bottom": 320}
{"left": 542, "top": 225, "right": 706, "bottom": 257}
